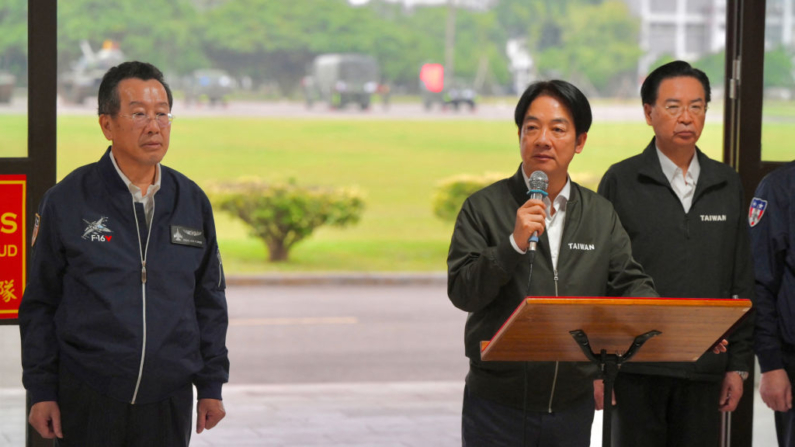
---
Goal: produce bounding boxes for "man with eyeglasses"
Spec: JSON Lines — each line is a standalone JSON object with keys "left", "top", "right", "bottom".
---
{"left": 597, "top": 61, "right": 755, "bottom": 446}
{"left": 19, "top": 61, "right": 229, "bottom": 447}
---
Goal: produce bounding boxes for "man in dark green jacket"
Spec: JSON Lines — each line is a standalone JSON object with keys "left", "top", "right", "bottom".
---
{"left": 598, "top": 61, "right": 754, "bottom": 447}
{"left": 448, "top": 80, "right": 657, "bottom": 447}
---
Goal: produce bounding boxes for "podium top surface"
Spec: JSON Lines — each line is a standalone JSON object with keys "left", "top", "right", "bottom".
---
{"left": 480, "top": 297, "right": 752, "bottom": 362}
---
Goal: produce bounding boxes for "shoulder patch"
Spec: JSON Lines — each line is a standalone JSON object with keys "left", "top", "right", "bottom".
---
{"left": 31, "top": 213, "right": 40, "bottom": 247}
{"left": 749, "top": 197, "right": 768, "bottom": 227}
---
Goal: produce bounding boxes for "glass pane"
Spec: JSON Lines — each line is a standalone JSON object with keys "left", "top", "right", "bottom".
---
{"left": 0, "top": 0, "right": 27, "bottom": 158}
{"left": 651, "top": 0, "right": 677, "bottom": 13}
{"left": 761, "top": 0, "right": 795, "bottom": 162}
{"left": 0, "top": 3, "right": 28, "bottom": 447}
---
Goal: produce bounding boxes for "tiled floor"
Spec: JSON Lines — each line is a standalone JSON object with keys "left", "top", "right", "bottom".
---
{"left": 1, "top": 381, "right": 779, "bottom": 447}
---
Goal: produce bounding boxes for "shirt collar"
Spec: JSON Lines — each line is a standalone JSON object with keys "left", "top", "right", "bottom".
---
{"left": 521, "top": 164, "right": 570, "bottom": 206}
{"left": 110, "top": 150, "right": 162, "bottom": 198}
{"left": 655, "top": 145, "right": 700, "bottom": 184}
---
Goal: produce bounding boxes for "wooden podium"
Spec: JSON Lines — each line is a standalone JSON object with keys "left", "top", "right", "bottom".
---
{"left": 480, "top": 296, "right": 753, "bottom": 447}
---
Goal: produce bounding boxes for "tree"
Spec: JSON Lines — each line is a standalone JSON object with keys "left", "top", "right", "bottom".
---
{"left": 57, "top": 0, "right": 207, "bottom": 75}
{"left": 201, "top": 0, "right": 380, "bottom": 93}
{"left": 693, "top": 51, "right": 726, "bottom": 93}
{"left": 212, "top": 179, "right": 365, "bottom": 262}
{"left": 764, "top": 46, "right": 795, "bottom": 89}
{"left": 0, "top": 0, "right": 28, "bottom": 82}
{"left": 535, "top": 1, "right": 642, "bottom": 95}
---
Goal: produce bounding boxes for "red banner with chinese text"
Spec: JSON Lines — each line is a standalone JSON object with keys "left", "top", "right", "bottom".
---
{"left": 0, "top": 175, "right": 26, "bottom": 320}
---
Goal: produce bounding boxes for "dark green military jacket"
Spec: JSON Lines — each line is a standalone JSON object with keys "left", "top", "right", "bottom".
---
{"left": 448, "top": 165, "right": 657, "bottom": 412}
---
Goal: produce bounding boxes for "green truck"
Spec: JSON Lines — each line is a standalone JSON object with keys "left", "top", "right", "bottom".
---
{"left": 303, "top": 54, "right": 379, "bottom": 110}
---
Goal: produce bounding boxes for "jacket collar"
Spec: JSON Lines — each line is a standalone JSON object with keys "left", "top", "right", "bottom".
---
{"left": 509, "top": 163, "right": 581, "bottom": 206}
{"left": 98, "top": 146, "right": 132, "bottom": 196}
{"left": 637, "top": 138, "right": 726, "bottom": 199}
{"left": 97, "top": 146, "right": 175, "bottom": 209}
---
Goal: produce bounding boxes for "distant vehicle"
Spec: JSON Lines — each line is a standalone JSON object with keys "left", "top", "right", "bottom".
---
{"left": 0, "top": 70, "right": 15, "bottom": 104}
{"left": 419, "top": 63, "right": 477, "bottom": 112}
{"left": 59, "top": 40, "right": 125, "bottom": 104}
{"left": 443, "top": 80, "right": 477, "bottom": 111}
{"left": 184, "top": 69, "right": 236, "bottom": 107}
{"left": 304, "top": 54, "right": 379, "bottom": 110}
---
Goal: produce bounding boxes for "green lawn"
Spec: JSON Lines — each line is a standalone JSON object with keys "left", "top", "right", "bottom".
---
{"left": 0, "top": 113, "right": 792, "bottom": 272}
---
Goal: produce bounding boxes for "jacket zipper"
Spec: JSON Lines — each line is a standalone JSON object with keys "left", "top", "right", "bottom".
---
{"left": 130, "top": 198, "right": 155, "bottom": 405}
{"left": 548, "top": 268, "right": 560, "bottom": 413}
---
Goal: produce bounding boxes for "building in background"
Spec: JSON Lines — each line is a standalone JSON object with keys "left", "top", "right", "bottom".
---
{"left": 625, "top": 0, "right": 794, "bottom": 81}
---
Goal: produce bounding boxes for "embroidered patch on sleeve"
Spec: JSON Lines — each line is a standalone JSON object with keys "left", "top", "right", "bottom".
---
{"left": 31, "top": 213, "right": 40, "bottom": 247}
{"left": 749, "top": 197, "right": 768, "bottom": 227}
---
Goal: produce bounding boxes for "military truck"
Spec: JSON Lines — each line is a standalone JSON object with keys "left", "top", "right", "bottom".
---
{"left": 304, "top": 54, "right": 379, "bottom": 110}
{"left": 0, "top": 71, "right": 15, "bottom": 104}
{"left": 184, "top": 69, "right": 236, "bottom": 107}
{"left": 59, "top": 40, "right": 125, "bottom": 105}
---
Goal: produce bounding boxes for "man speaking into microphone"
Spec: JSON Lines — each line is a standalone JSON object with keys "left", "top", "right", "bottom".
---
{"left": 447, "top": 80, "right": 657, "bottom": 446}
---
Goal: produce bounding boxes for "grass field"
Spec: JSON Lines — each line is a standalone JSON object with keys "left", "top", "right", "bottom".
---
{"left": 0, "top": 113, "right": 792, "bottom": 272}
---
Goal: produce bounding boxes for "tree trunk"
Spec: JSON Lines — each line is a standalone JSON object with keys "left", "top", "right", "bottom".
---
{"left": 267, "top": 240, "right": 290, "bottom": 262}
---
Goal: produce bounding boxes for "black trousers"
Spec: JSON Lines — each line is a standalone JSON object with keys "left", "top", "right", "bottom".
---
{"left": 55, "top": 368, "right": 193, "bottom": 447}
{"left": 461, "top": 384, "right": 594, "bottom": 447}
{"left": 611, "top": 373, "right": 721, "bottom": 447}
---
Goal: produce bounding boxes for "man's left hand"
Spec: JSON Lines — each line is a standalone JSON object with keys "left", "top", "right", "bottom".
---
{"left": 712, "top": 339, "right": 728, "bottom": 354}
{"left": 718, "top": 371, "right": 744, "bottom": 412}
{"left": 196, "top": 398, "right": 226, "bottom": 433}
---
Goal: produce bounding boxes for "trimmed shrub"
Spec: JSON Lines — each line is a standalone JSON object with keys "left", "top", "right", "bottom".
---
{"left": 432, "top": 173, "right": 505, "bottom": 222}
{"left": 211, "top": 179, "right": 365, "bottom": 262}
{"left": 432, "top": 171, "right": 601, "bottom": 222}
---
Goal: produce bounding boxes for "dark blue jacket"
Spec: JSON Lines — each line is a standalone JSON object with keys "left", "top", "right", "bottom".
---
{"left": 750, "top": 160, "right": 795, "bottom": 372}
{"left": 20, "top": 148, "right": 229, "bottom": 405}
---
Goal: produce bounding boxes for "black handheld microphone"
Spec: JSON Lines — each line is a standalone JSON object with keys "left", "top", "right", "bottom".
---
{"left": 526, "top": 170, "right": 549, "bottom": 252}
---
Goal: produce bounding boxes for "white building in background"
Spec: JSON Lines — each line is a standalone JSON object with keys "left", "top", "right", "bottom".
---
{"left": 624, "top": 0, "right": 795, "bottom": 77}
{"left": 767, "top": 0, "right": 795, "bottom": 47}
{"left": 622, "top": 0, "right": 727, "bottom": 77}
{"left": 506, "top": 38, "right": 534, "bottom": 95}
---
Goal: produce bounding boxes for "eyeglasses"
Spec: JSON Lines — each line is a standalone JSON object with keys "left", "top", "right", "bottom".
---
{"left": 661, "top": 103, "right": 707, "bottom": 118}
{"left": 119, "top": 112, "right": 174, "bottom": 128}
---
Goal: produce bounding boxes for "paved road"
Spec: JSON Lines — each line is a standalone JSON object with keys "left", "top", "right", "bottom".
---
{"left": 0, "top": 284, "right": 777, "bottom": 446}
{"left": 225, "top": 284, "right": 466, "bottom": 385}
{"left": 0, "top": 96, "right": 724, "bottom": 123}
{"left": 0, "top": 283, "right": 467, "bottom": 389}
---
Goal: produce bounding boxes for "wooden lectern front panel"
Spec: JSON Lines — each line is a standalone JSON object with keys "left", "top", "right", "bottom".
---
{"left": 480, "top": 297, "right": 751, "bottom": 363}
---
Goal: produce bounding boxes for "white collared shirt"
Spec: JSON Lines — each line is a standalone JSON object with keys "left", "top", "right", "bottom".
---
{"left": 110, "top": 151, "right": 161, "bottom": 227}
{"left": 510, "top": 166, "right": 570, "bottom": 269}
{"left": 656, "top": 146, "right": 700, "bottom": 213}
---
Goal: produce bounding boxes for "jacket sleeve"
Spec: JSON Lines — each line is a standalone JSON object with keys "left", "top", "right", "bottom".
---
{"left": 605, "top": 206, "right": 658, "bottom": 298}
{"left": 19, "top": 194, "right": 65, "bottom": 404}
{"left": 447, "top": 197, "right": 525, "bottom": 312}
{"left": 193, "top": 194, "right": 230, "bottom": 400}
{"left": 725, "top": 181, "right": 756, "bottom": 372}
{"left": 750, "top": 175, "right": 787, "bottom": 372}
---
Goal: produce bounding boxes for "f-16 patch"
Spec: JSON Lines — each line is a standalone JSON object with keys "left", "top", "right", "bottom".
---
{"left": 171, "top": 225, "right": 204, "bottom": 247}
{"left": 749, "top": 198, "right": 768, "bottom": 227}
{"left": 82, "top": 216, "right": 113, "bottom": 242}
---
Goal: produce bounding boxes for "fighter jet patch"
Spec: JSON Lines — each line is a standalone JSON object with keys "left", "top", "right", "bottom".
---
{"left": 748, "top": 198, "right": 768, "bottom": 227}
{"left": 82, "top": 216, "right": 113, "bottom": 242}
{"left": 171, "top": 225, "right": 204, "bottom": 248}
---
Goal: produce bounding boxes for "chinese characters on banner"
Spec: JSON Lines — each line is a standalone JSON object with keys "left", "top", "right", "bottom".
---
{"left": 0, "top": 175, "right": 26, "bottom": 320}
